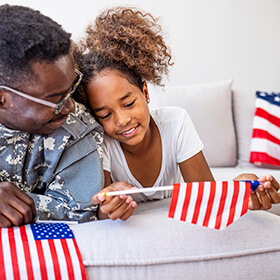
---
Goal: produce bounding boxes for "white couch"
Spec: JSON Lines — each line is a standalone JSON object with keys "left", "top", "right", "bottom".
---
{"left": 71, "top": 80, "right": 280, "bottom": 279}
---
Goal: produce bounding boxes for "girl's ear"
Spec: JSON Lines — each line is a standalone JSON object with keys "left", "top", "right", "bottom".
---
{"left": 143, "top": 82, "right": 150, "bottom": 104}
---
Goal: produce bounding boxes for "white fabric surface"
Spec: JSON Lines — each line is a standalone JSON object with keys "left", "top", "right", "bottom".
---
{"left": 232, "top": 90, "right": 256, "bottom": 165}
{"left": 149, "top": 79, "right": 236, "bottom": 167}
{"left": 71, "top": 198, "right": 280, "bottom": 280}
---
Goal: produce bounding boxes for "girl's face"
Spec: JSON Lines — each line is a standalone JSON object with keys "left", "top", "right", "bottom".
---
{"left": 87, "top": 70, "right": 151, "bottom": 148}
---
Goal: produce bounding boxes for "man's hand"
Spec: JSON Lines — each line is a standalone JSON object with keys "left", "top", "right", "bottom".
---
{"left": 91, "top": 182, "right": 137, "bottom": 221}
{"left": 0, "top": 182, "right": 37, "bottom": 227}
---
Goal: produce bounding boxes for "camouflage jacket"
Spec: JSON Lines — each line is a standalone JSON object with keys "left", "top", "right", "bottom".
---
{"left": 0, "top": 102, "right": 104, "bottom": 222}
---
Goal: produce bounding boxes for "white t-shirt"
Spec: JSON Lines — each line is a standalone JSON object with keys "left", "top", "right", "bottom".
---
{"left": 102, "top": 106, "right": 204, "bottom": 202}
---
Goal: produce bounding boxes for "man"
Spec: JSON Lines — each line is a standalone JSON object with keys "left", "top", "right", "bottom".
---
{"left": 0, "top": 4, "right": 136, "bottom": 227}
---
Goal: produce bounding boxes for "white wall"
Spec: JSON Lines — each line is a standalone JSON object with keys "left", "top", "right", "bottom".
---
{"left": 1, "top": 0, "right": 280, "bottom": 94}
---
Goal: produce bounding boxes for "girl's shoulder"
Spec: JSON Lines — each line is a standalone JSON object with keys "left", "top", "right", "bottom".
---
{"left": 150, "top": 106, "right": 190, "bottom": 136}
{"left": 150, "top": 106, "right": 188, "bottom": 122}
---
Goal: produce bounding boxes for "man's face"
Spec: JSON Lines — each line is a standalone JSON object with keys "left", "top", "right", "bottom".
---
{"left": 1, "top": 54, "right": 76, "bottom": 135}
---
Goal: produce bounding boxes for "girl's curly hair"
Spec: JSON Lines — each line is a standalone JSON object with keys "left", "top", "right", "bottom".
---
{"left": 73, "top": 6, "right": 173, "bottom": 106}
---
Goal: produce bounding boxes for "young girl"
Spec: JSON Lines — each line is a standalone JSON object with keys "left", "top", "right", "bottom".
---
{"left": 75, "top": 6, "right": 280, "bottom": 209}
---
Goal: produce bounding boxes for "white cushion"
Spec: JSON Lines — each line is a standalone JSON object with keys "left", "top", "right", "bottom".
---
{"left": 149, "top": 79, "right": 236, "bottom": 167}
{"left": 71, "top": 198, "right": 280, "bottom": 280}
{"left": 232, "top": 90, "right": 257, "bottom": 165}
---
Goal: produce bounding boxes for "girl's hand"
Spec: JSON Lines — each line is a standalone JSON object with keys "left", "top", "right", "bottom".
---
{"left": 234, "top": 173, "right": 280, "bottom": 210}
{"left": 91, "top": 182, "right": 137, "bottom": 221}
{"left": 249, "top": 175, "right": 280, "bottom": 210}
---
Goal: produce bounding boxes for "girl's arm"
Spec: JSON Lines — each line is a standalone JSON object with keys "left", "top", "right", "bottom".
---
{"left": 179, "top": 151, "right": 214, "bottom": 182}
{"left": 104, "top": 170, "right": 112, "bottom": 187}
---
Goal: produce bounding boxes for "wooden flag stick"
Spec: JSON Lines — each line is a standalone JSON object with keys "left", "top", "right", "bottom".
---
{"left": 103, "top": 180, "right": 261, "bottom": 197}
{"left": 103, "top": 186, "right": 174, "bottom": 197}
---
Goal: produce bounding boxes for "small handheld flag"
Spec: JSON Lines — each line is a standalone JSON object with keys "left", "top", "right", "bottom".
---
{"left": 103, "top": 180, "right": 259, "bottom": 197}
{"left": 168, "top": 181, "right": 251, "bottom": 230}
{"left": 103, "top": 180, "right": 260, "bottom": 230}
{"left": 0, "top": 223, "right": 87, "bottom": 280}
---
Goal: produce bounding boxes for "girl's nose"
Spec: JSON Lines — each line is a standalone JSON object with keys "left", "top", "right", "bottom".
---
{"left": 115, "top": 111, "right": 131, "bottom": 126}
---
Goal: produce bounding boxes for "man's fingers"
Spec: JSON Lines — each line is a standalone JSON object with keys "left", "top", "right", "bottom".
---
{"left": 1, "top": 205, "right": 25, "bottom": 226}
{"left": 0, "top": 214, "right": 12, "bottom": 228}
{"left": 15, "top": 191, "right": 37, "bottom": 220}
{"left": 0, "top": 182, "right": 36, "bottom": 226}
{"left": 9, "top": 198, "right": 35, "bottom": 224}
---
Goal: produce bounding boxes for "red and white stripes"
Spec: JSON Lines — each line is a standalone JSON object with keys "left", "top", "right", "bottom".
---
{"left": 250, "top": 92, "right": 280, "bottom": 166}
{"left": 0, "top": 224, "right": 86, "bottom": 280}
{"left": 168, "top": 181, "right": 251, "bottom": 230}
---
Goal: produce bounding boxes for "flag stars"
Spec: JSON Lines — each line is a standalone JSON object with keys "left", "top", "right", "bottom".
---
{"left": 31, "top": 223, "right": 75, "bottom": 240}
{"left": 274, "top": 96, "right": 280, "bottom": 102}
{"left": 256, "top": 91, "right": 280, "bottom": 105}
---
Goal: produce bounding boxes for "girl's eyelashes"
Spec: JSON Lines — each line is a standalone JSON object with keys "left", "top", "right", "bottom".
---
{"left": 96, "top": 99, "right": 136, "bottom": 119}
{"left": 99, "top": 112, "right": 111, "bottom": 119}
{"left": 124, "top": 99, "right": 136, "bottom": 107}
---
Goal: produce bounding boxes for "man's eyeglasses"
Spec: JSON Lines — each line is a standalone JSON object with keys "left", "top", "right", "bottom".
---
{"left": 0, "top": 69, "right": 83, "bottom": 114}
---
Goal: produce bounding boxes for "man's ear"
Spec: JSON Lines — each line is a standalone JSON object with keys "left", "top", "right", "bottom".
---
{"left": 142, "top": 81, "right": 150, "bottom": 104}
{"left": 0, "top": 90, "right": 11, "bottom": 110}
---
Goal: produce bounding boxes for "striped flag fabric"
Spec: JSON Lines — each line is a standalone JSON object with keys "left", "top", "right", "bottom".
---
{"left": 0, "top": 223, "right": 87, "bottom": 280}
{"left": 250, "top": 91, "right": 280, "bottom": 167}
{"left": 168, "top": 181, "right": 251, "bottom": 230}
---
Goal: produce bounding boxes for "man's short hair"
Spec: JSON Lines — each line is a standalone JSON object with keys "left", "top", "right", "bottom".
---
{"left": 0, "top": 4, "right": 71, "bottom": 88}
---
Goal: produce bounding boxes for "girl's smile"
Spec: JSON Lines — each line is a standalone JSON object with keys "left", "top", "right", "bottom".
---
{"left": 118, "top": 124, "right": 140, "bottom": 138}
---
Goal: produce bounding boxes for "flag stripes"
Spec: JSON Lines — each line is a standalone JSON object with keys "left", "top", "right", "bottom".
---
{"left": 250, "top": 91, "right": 280, "bottom": 167}
{"left": 250, "top": 138, "right": 280, "bottom": 161}
{"left": 202, "top": 181, "right": 216, "bottom": 227}
{"left": 252, "top": 129, "right": 280, "bottom": 146}
{"left": 252, "top": 117, "right": 280, "bottom": 140}
{"left": 0, "top": 223, "right": 87, "bottom": 280}
{"left": 255, "top": 108, "right": 280, "bottom": 127}
{"left": 168, "top": 181, "right": 251, "bottom": 230}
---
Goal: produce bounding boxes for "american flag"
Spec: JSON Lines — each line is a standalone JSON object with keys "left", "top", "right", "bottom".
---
{"left": 0, "top": 223, "right": 86, "bottom": 280}
{"left": 168, "top": 181, "right": 251, "bottom": 230}
{"left": 250, "top": 91, "right": 280, "bottom": 167}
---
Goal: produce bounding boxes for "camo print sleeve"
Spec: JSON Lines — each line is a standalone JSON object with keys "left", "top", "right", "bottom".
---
{"left": 0, "top": 102, "right": 104, "bottom": 222}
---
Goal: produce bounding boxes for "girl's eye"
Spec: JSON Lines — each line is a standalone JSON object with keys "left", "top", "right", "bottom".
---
{"left": 99, "top": 113, "right": 111, "bottom": 119}
{"left": 125, "top": 100, "right": 136, "bottom": 107}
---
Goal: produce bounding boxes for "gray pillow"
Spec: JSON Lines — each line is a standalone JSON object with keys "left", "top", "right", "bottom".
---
{"left": 149, "top": 79, "right": 236, "bottom": 167}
